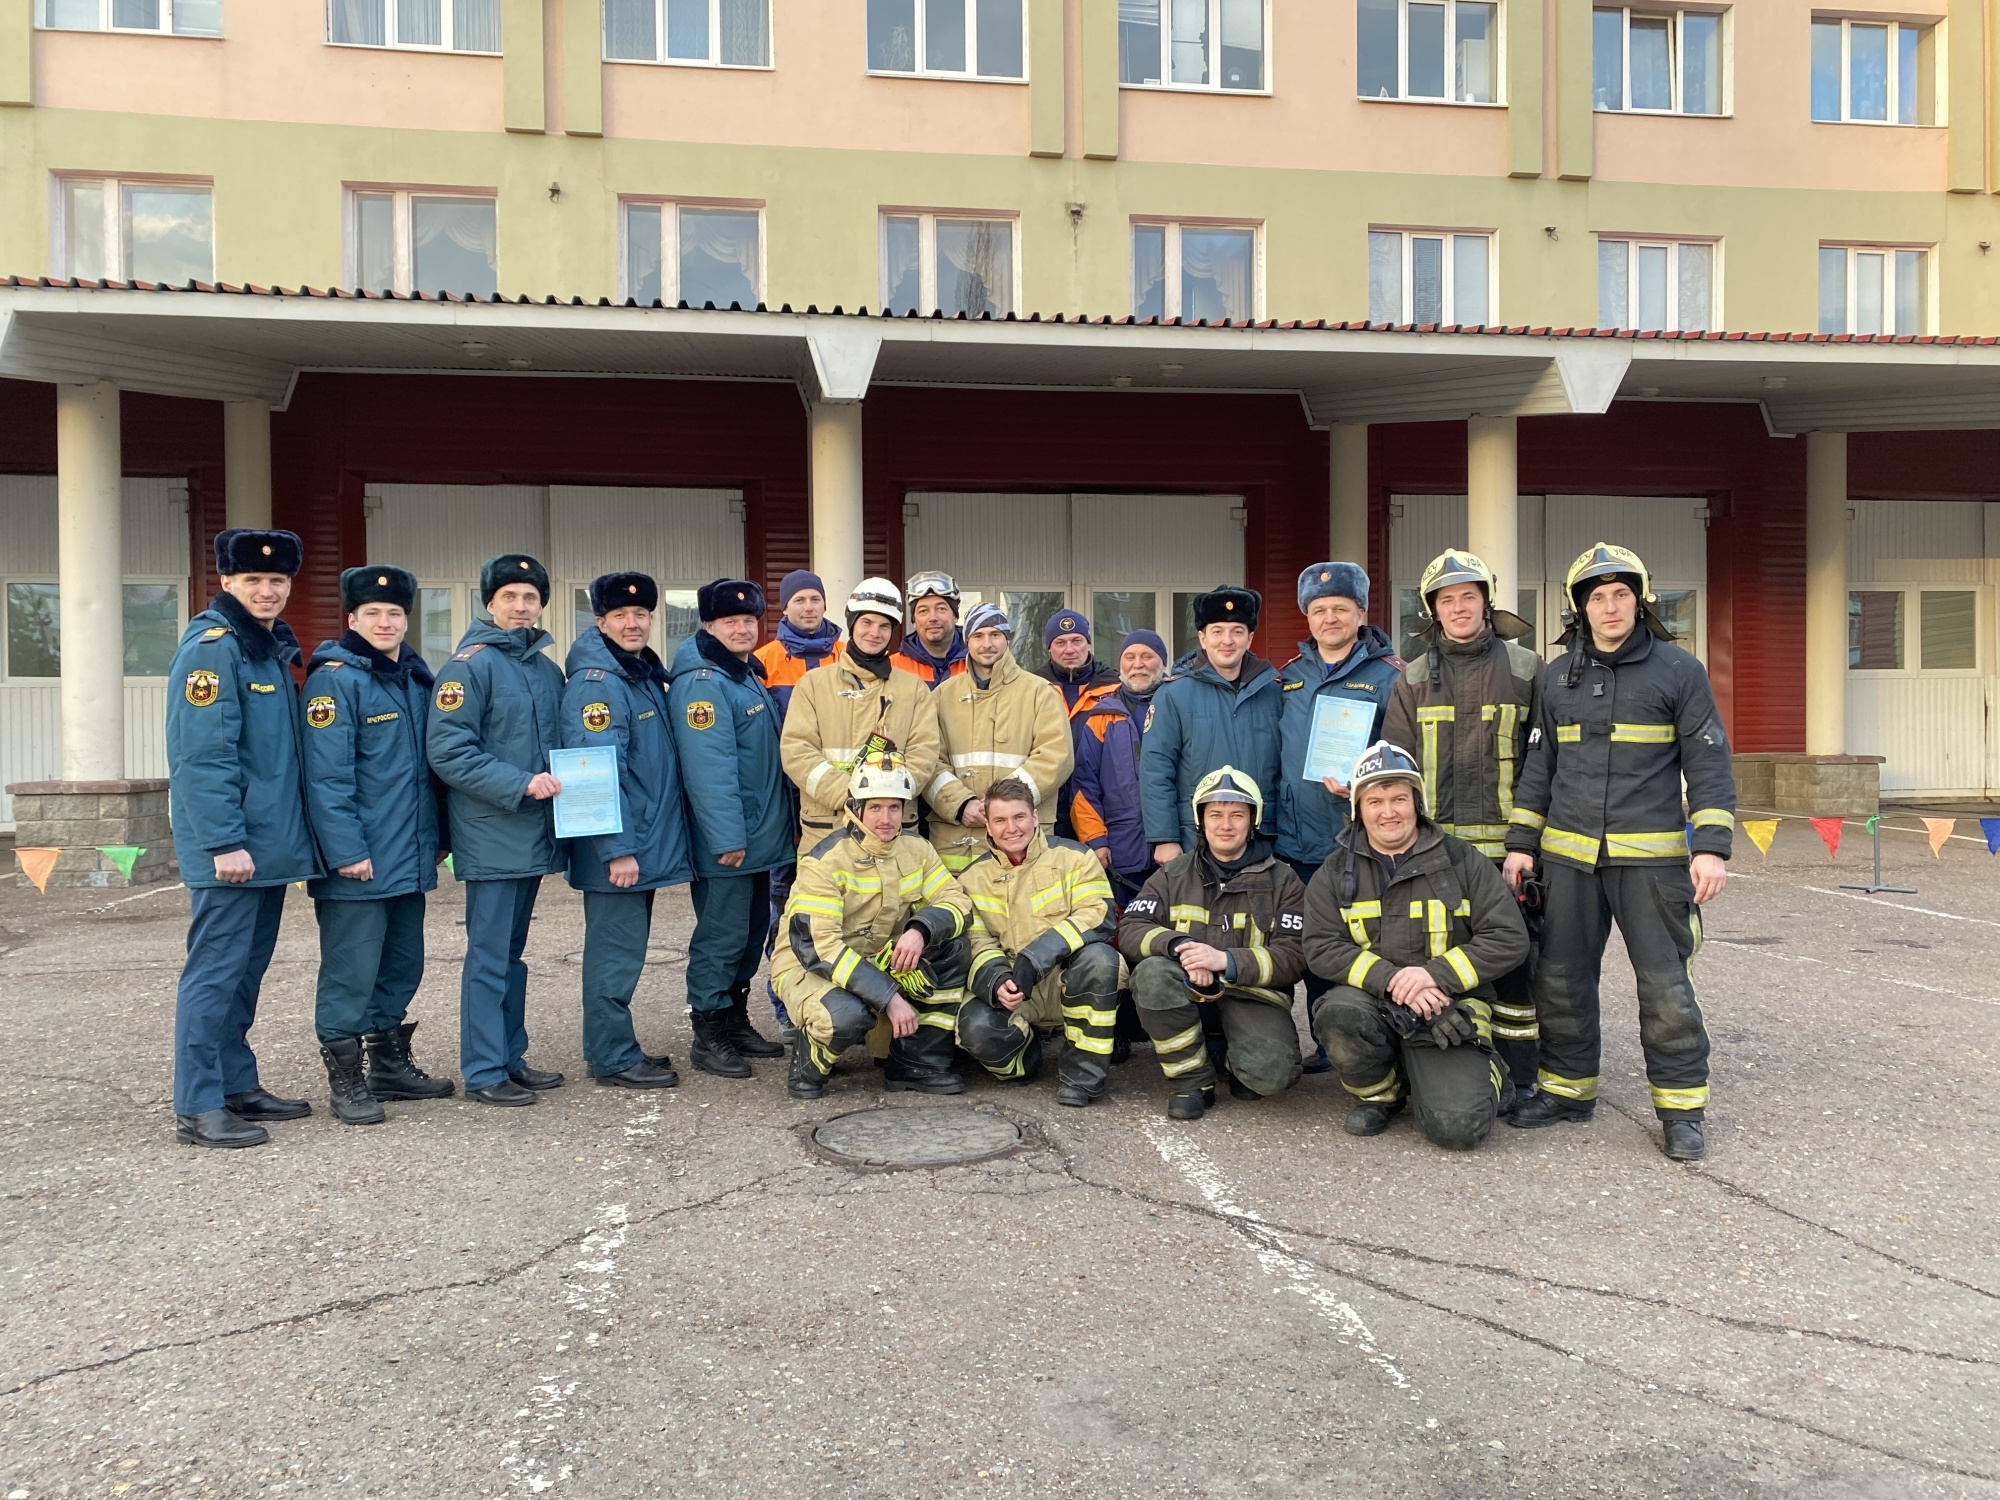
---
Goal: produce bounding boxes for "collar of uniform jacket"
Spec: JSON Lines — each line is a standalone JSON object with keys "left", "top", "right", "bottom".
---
{"left": 332, "top": 627, "right": 435, "bottom": 688}
{"left": 694, "top": 624, "right": 761, "bottom": 681}
{"left": 1341, "top": 812, "right": 1447, "bottom": 873}
{"left": 599, "top": 629, "right": 669, "bottom": 684}
{"left": 211, "top": 588, "right": 300, "bottom": 664}
{"left": 1191, "top": 650, "right": 1275, "bottom": 691}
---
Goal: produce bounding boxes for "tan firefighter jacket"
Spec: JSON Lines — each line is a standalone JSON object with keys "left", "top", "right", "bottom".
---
{"left": 927, "top": 647, "right": 1074, "bottom": 871}
{"left": 781, "top": 649, "right": 944, "bottom": 849}
{"left": 958, "top": 830, "right": 1117, "bottom": 1003}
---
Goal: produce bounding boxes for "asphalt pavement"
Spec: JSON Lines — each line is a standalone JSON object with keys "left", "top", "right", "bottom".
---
{"left": 2, "top": 814, "right": 1997, "bottom": 1499}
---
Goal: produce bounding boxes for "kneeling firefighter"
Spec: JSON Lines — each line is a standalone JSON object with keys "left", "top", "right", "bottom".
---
{"left": 955, "top": 777, "right": 1122, "bottom": 1108}
{"left": 1117, "top": 767, "right": 1309, "bottom": 1119}
{"left": 772, "top": 755, "right": 976, "bottom": 1099}
{"left": 1303, "top": 742, "right": 1529, "bottom": 1150}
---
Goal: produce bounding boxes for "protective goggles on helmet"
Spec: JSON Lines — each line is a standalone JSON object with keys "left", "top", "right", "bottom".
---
{"left": 904, "top": 570, "right": 961, "bottom": 611}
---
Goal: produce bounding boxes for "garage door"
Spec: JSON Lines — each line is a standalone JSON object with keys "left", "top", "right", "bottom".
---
{"left": 364, "top": 484, "right": 745, "bottom": 667}
{"left": 904, "top": 492, "right": 1244, "bottom": 671}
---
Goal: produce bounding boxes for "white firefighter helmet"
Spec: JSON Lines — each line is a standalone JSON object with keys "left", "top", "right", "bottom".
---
{"left": 845, "top": 576, "right": 904, "bottom": 626}
{"left": 1191, "top": 764, "right": 1265, "bottom": 827}
{"left": 848, "top": 753, "right": 915, "bottom": 804}
{"left": 1348, "top": 740, "right": 1424, "bottom": 806}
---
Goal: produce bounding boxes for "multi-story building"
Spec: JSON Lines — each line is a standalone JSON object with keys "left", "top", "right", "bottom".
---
{"left": 4, "top": 0, "right": 2000, "bottom": 863}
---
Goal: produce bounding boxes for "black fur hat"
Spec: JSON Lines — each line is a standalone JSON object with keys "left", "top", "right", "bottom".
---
{"left": 340, "top": 565, "right": 418, "bottom": 614}
{"left": 698, "top": 578, "right": 766, "bottom": 621}
{"left": 1191, "top": 584, "right": 1261, "bottom": 632}
{"left": 590, "top": 572, "right": 660, "bottom": 615}
{"left": 215, "top": 528, "right": 303, "bottom": 578}
{"left": 479, "top": 553, "right": 551, "bottom": 605}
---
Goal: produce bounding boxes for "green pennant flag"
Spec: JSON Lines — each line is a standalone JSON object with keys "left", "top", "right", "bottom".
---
{"left": 444, "top": 853, "right": 455, "bottom": 876}
{"left": 97, "top": 846, "right": 144, "bottom": 880}
{"left": 1865, "top": 815, "right": 1880, "bottom": 834}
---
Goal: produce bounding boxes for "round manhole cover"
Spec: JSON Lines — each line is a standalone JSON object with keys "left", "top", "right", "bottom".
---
{"left": 812, "top": 1107, "right": 1022, "bottom": 1170}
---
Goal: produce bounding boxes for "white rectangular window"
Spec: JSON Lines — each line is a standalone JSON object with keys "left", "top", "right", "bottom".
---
{"left": 1357, "top": 0, "right": 1497, "bottom": 103}
{"left": 621, "top": 201, "right": 763, "bottom": 307}
{"left": 346, "top": 188, "right": 498, "bottom": 298}
{"left": 881, "top": 212, "right": 1017, "bottom": 318}
{"left": 1592, "top": 7, "right": 1722, "bottom": 114}
{"left": 1131, "top": 221, "right": 1260, "bottom": 321}
{"left": 1818, "top": 244, "right": 1927, "bottom": 335}
{"left": 867, "top": 0, "right": 1025, "bottom": 80}
{"left": 3, "top": 579, "right": 185, "bottom": 679}
{"left": 1812, "top": 17, "right": 1927, "bottom": 124}
{"left": 328, "top": 0, "right": 500, "bottom": 52}
{"left": 55, "top": 175, "right": 213, "bottom": 284}
{"left": 1368, "top": 228, "right": 1491, "bottom": 325}
{"left": 38, "top": 0, "right": 220, "bottom": 33}
{"left": 603, "top": 0, "right": 770, "bottom": 65}
{"left": 1597, "top": 238, "right": 1715, "bottom": 331}
{"left": 1118, "top": 0, "right": 1266, "bottom": 91}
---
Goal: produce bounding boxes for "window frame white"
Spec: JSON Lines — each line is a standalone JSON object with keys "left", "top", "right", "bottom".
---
{"left": 36, "top": 0, "right": 219, "bottom": 34}
{"left": 1, "top": 574, "right": 189, "bottom": 682}
{"left": 1818, "top": 242, "right": 1932, "bottom": 336}
{"left": 1367, "top": 226, "right": 1496, "bottom": 326}
{"left": 866, "top": 0, "right": 1028, "bottom": 82}
{"left": 343, "top": 185, "right": 499, "bottom": 296}
{"left": 1117, "top": 0, "right": 1273, "bottom": 95}
{"left": 1846, "top": 586, "right": 1981, "bottom": 678}
{"left": 1357, "top": 0, "right": 1505, "bottom": 106}
{"left": 1128, "top": 218, "right": 1265, "bottom": 321}
{"left": 878, "top": 209, "right": 1022, "bottom": 318}
{"left": 617, "top": 197, "right": 767, "bottom": 307}
{"left": 1595, "top": 235, "right": 1720, "bottom": 332}
{"left": 1812, "top": 15, "right": 1928, "bottom": 127}
{"left": 325, "top": 0, "right": 501, "bottom": 54}
{"left": 600, "top": 0, "right": 774, "bottom": 68}
{"left": 1592, "top": 6, "right": 1728, "bottom": 116}
{"left": 51, "top": 172, "right": 215, "bottom": 283}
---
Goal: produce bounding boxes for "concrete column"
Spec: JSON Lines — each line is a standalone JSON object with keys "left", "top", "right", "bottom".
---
{"left": 808, "top": 400, "right": 866, "bottom": 613}
{"left": 1805, "top": 431, "right": 1849, "bottom": 756}
{"left": 223, "top": 400, "right": 272, "bottom": 529}
{"left": 1466, "top": 415, "right": 1519, "bottom": 617}
{"left": 1328, "top": 422, "right": 1370, "bottom": 567}
{"left": 56, "top": 381, "right": 125, "bottom": 782}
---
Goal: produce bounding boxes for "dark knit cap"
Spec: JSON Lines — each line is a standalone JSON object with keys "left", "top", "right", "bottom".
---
{"left": 780, "top": 569, "right": 825, "bottom": 608}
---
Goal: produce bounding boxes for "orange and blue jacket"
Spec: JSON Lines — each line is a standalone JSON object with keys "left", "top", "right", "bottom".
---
{"left": 1071, "top": 684, "right": 1157, "bottom": 879}
{"left": 754, "top": 620, "right": 843, "bottom": 716}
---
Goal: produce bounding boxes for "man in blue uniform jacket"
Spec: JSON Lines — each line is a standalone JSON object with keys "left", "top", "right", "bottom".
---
{"left": 302, "top": 565, "right": 455, "bottom": 1126}
{"left": 427, "top": 553, "right": 567, "bottom": 1107}
{"left": 669, "top": 578, "right": 793, "bottom": 1079}
{"left": 165, "top": 528, "right": 321, "bottom": 1148}
{"left": 562, "top": 572, "right": 694, "bottom": 1089}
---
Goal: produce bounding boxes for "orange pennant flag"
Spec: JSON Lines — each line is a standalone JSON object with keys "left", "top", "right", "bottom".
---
{"left": 14, "top": 846, "right": 59, "bottom": 894}
{"left": 1924, "top": 817, "right": 1956, "bottom": 858}
{"left": 1811, "top": 816, "right": 1844, "bottom": 860}
{"left": 1740, "top": 818, "right": 1778, "bottom": 856}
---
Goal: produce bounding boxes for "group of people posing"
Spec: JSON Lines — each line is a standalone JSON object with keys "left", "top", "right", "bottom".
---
{"left": 163, "top": 527, "right": 1734, "bottom": 1164}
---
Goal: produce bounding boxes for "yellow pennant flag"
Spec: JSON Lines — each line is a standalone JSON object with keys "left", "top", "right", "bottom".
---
{"left": 1740, "top": 818, "right": 1779, "bottom": 856}
{"left": 14, "top": 846, "right": 59, "bottom": 894}
{"left": 1924, "top": 817, "right": 1956, "bottom": 858}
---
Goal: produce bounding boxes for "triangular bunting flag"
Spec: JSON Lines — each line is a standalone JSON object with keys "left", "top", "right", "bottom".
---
{"left": 1740, "top": 818, "right": 1779, "bottom": 856}
{"left": 97, "top": 845, "right": 144, "bottom": 880}
{"left": 1981, "top": 817, "right": 2000, "bottom": 855}
{"left": 14, "top": 846, "right": 59, "bottom": 894}
{"left": 1811, "top": 816, "right": 1844, "bottom": 860}
{"left": 1924, "top": 817, "right": 1955, "bottom": 858}
{"left": 443, "top": 853, "right": 455, "bottom": 876}
{"left": 1865, "top": 814, "right": 1880, "bottom": 834}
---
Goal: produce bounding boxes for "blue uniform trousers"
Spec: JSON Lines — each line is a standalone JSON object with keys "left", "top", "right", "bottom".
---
{"left": 313, "top": 893, "right": 427, "bottom": 1043}
{"left": 582, "top": 888, "right": 655, "bottom": 1076}
{"left": 688, "top": 871, "right": 770, "bottom": 1014}
{"left": 460, "top": 876, "right": 541, "bottom": 1089}
{"left": 173, "top": 884, "right": 288, "bottom": 1115}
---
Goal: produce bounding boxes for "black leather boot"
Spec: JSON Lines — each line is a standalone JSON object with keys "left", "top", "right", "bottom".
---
{"left": 1166, "top": 1083, "right": 1215, "bottom": 1120}
{"left": 1662, "top": 1115, "right": 1707, "bottom": 1161}
{"left": 1343, "top": 1098, "right": 1407, "bottom": 1137}
{"left": 723, "top": 990, "right": 785, "bottom": 1058}
{"left": 598, "top": 1058, "right": 680, "bottom": 1088}
{"left": 690, "top": 1008, "right": 752, "bottom": 1079}
{"left": 788, "top": 1037, "right": 829, "bottom": 1100}
{"left": 1506, "top": 1092, "right": 1596, "bottom": 1129}
{"left": 175, "top": 1108, "right": 269, "bottom": 1148}
{"left": 508, "top": 1063, "right": 565, "bottom": 1090}
{"left": 320, "top": 1038, "right": 386, "bottom": 1126}
{"left": 365, "top": 1022, "right": 456, "bottom": 1100}
{"left": 883, "top": 1031, "right": 964, "bottom": 1094}
{"left": 223, "top": 1087, "right": 311, "bottom": 1121}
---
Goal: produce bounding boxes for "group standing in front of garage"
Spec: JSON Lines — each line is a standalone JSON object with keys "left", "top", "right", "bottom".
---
{"left": 163, "top": 526, "right": 1732, "bottom": 1165}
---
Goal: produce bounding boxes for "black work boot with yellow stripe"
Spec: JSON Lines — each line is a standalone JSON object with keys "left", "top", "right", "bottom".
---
{"left": 1506, "top": 1091, "right": 1595, "bottom": 1129}
{"left": 1166, "top": 1083, "right": 1216, "bottom": 1120}
{"left": 1343, "top": 1097, "right": 1407, "bottom": 1137}
{"left": 787, "top": 1037, "right": 829, "bottom": 1101}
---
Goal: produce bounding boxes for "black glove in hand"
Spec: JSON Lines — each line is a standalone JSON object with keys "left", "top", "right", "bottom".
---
{"left": 1429, "top": 1003, "right": 1478, "bottom": 1049}
{"left": 1010, "top": 955, "right": 1044, "bottom": 999}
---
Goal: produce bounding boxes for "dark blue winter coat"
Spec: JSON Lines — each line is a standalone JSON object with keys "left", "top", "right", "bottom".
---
{"left": 1071, "top": 684, "right": 1159, "bottom": 879}
{"left": 667, "top": 629, "right": 792, "bottom": 877}
{"left": 165, "top": 592, "right": 320, "bottom": 889}
{"left": 1275, "top": 626, "right": 1403, "bottom": 866}
{"left": 560, "top": 628, "right": 693, "bottom": 893}
{"left": 426, "top": 617, "right": 566, "bottom": 882}
{"left": 1139, "top": 651, "right": 1283, "bottom": 851}
{"left": 302, "top": 632, "right": 443, "bottom": 901}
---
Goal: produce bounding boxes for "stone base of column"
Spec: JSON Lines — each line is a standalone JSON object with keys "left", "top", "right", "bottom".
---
{"left": 1731, "top": 755, "right": 1883, "bottom": 818}
{"left": 5, "top": 779, "right": 177, "bottom": 888}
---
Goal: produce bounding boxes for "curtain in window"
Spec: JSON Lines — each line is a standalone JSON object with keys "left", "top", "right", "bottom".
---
{"left": 413, "top": 197, "right": 498, "bottom": 297}
{"left": 604, "top": 0, "right": 656, "bottom": 58}
{"left": 883, "top": 216, "right": 922, "bottom": 314}
{"left": 112, "top": 0, "right": 160, "bottom": 28}
{"left": 122, "top": 185, "right": 213, "bottom": 285}
{"left": 398, "top": 0, "right": 441, "bottom": 46}
{"left": 678, "top": 208, "right": 758, "bottom": 307}
{"left": 720, "top": 0, "right": 770, "bottom": 65}
{"left": 331, "top": 0, "right": 386, "bottom": 45}
{"left": 1132, "top": 223, "right": 1166, "bottom": 319}
{"left": 1179, "top": 227, "right": 1252, "bottom": 322}
{"left": 45, "top": 0, "right": 100, "bottom": 28}
{"left": 1119, "top": 0, "right": 1161, "bottom": 83}
{"left": 1169, "top": 0, "right": 1205, "bottom": 84}
{"left": 173, "top": 0, "right": 223, "bottom": 33}
{"left": 455, "top": 0, "right": 500, "bottom": 51}
{"left": 936, "top": 219, "right": 1012, "bottom": 317}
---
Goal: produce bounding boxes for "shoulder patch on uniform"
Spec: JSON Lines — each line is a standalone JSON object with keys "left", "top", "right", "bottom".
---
{"left": 247, "top": 681, "right": 276, "bottom": 694}
{"left": 184, "top": 669, "right": 220, "bottom": 707}
{"left": 1281, "top": 680, "right": 1304, "bottom": 692}
{"left": 435, "top": 681, "right": 466, "bottom": 713}
{"left": 200, "top": 626, "right": 228, "bottom": 641}
{"left": 1503, "top": 640, "right": 1544, "bottom": 678}
{"left": 583, "top": 668, "right": 607, "bottom": 682}
{"left": 581, "top": 701, "right": 612, "bottom": 733}
{"left": 684, "top": 700, "right": 716, "bottom": 730}
{"left": 323, "top": 660, "right": 345, "bottom": 670}
{"left": 451, "top": 643, "right": 486, "bottom": 663}
{"left": 805, "top": 828, "right": 852, "bottom": 861}
{"left": 305, "top": 695, "right": 337, "bottom": 729}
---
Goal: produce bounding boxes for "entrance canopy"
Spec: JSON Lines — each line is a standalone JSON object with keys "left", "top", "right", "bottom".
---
{"left": 7, "top": 278, "right": 2000, "bottom": 433}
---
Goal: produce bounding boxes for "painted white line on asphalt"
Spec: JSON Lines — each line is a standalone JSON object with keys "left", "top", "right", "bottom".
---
{"left": 84, "top": 881, "right": 185, "bottom": 914}
{"left": 1803, "top": 885, "right": 2000, "bottom": 930}
{"left": 1143, "top": 1122, "right": 1417, "bottom": 1397}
